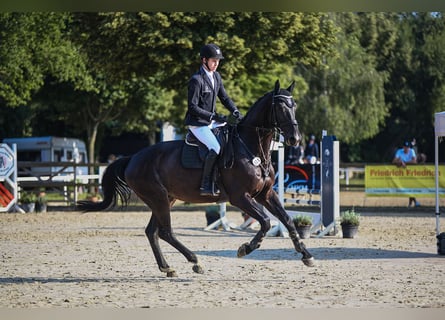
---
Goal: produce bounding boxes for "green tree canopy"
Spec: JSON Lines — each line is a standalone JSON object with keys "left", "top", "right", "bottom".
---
{"left": 296, "top": 13, "right": 389, "bottom": 151}
{"left": 71, "top": 12, "right": 337, "bottom": 126}
{"left": 0, "top": 12, "right": 90, "bottom": 108}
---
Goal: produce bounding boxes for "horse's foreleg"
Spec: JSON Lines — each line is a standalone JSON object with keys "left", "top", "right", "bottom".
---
{"left": 259, "top": 192, "right": 315, "bottom": 267}
{"left": 231, "top": 196, "right": 271, "bottom": 258}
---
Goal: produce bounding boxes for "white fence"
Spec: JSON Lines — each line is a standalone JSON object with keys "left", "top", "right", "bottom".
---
{"left": 16, "top": 162, "right": 107, "bottom": 205}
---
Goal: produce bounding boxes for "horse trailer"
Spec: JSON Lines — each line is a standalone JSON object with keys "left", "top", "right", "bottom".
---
{"left": 2, "top": 136, "right": 89, "bottom": 176}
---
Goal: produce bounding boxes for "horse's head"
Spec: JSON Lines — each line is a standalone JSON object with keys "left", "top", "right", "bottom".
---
{"left": 270, "top": 80, "right": 301, "bottom": 146}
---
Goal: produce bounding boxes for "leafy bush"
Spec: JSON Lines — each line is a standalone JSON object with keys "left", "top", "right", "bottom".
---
{"left": 340, "top": 209, "right": 360, "bottom": 226}
{"left": 293, "top": 214, "right": 313, "bottom": 227}
{"left": 19, "top": 192, "right": 37, "bottom": 204}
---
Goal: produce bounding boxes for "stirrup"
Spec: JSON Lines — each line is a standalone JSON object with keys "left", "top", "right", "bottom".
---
{"left": 212, "top": 183, "right": 220, "bottom": 196}
{"left": 200, "top": 183, "right": 219, "bottom": 196}
{"left": 200, "top": 188, "right": 216, "bottom": 197}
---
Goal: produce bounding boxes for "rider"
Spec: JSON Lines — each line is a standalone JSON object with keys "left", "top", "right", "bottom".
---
{"left": 185, "top": 43, "right": 242, "bottom": 196}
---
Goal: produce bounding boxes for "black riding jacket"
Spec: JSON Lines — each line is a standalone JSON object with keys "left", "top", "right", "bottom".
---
{"left": 185, "top": 66, "right": 237, "bottom": 126}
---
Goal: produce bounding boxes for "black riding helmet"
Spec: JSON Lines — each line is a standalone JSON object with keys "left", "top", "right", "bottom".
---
{"left": 200, "top": 43, "right": 224, "bottom": 60}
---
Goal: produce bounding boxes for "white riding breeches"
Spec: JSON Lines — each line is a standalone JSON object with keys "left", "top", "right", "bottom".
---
{"left": 189, "top": 121, "right": 225, "bottom": 154}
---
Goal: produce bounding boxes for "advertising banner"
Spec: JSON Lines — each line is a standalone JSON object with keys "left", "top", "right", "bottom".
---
{"left": 273, "top": 163, "right": 320, "bottom": 192}
{"left": 365, "top": 165, "right": 445, "bottom": 197}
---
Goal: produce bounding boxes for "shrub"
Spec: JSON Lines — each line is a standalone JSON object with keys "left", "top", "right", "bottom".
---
{"left": 19, "top": 192, "right": 37, "bottom": 204}
{"left": 340, "top": 209, "right": 360, "bottom": 226}
{"left": 293, "top": 214, "right": 313, "bottom": 227}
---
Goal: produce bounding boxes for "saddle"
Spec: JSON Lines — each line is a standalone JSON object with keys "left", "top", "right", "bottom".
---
{"left": 181, "top": 125, "right": 235, "bottom": 169}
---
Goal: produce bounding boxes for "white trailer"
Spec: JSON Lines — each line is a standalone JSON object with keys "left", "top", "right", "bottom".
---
{"left": 2, "top": 136, "right": 88, "bottom": 176}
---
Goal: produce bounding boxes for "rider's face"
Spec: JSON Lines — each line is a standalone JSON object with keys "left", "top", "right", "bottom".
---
{"left": 203, "top": 58, "right": 220, "bottom": 72}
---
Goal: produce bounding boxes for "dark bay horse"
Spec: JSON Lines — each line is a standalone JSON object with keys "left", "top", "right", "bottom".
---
{"left": 77, "top": 80, "right": 315, "bottom": 277}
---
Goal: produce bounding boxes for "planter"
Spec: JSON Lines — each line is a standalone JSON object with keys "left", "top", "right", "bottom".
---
{"left": 35, "top": 202, "right": 47, "bottom": 213}
{"left": 437, "top": 232, "right": 445, "bottom": 255}
{"left": 295, "top": 225, "right": 312, "bottom": 239}
{"left": 21, "top": 203, "right": 35, "bottom": 213}
{"left": 341, "top": 224, "right": 359, "bottom": 238}
{"left": 205, "top": 206, "right": 220, "bottom": 226}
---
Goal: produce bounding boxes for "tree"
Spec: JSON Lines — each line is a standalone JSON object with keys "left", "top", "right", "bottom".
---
{"left": 2, "top": 12, "right": 338, "bottom": 165}
{"left": 367, "top": 12, "right": 445, "bottom": 161}
{"left": 32, "top": 72, "right": 175, "bottom": 167}
{"left": 0, "top": 12, "right": 91, "bottom": 138}
{"left": 71, "top": 12, "right": 337, "bottom": 126}
{"left": 0, "top": 12, "right": 90, "bottom": 107}
{"left": 296, "top": 13, "right": 389, "bottom": 157}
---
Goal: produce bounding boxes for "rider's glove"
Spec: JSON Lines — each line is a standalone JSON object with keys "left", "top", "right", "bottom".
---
{"left": 227, "top": 109, "right": 243, "bottom": 126}
{"left": 212, "top": 113, "right": 228, "bottom": 123}
{"left": 232, "top": 109, "right": 243, "bottom": 120}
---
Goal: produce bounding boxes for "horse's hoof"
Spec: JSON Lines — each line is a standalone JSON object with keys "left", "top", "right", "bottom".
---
{"left": 192, "top": 264, "right": 204, "bottom": 274}
{"left": 302, "top": 256, "right": 315, "bottom": 267}
{"left": 166, "top": 270, "right": 178, "bottom": 277}
{"left": 237, "top": 242, "right": 249, "bottom": 258}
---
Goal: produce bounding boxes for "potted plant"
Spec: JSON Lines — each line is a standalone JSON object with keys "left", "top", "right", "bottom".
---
{"left": 19, "top": 191, "right": 37, "bottom": 213}
{"left": 340, "top": 209, "right": 360, "bottom": 238}
{"left": 35, "top": 191, "right": 47, "bottom": 213}
{"left": 205, "top": 205, "right": 220, "bottom": 226}
{"left": 293, "top": 214, "right": 313, "bottom": 239}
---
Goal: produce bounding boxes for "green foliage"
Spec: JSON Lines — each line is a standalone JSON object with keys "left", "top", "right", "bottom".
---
{"left": 70, "top": 12, "right": 337, "bottom": 128}
{"left": 293, "top": 214, "right": 313, "bottom": 227}
{"left": 4, "top": 12, "right": 445, "bottom": 164}
{"left": 340, "top": 209, "right": 360, "bottom": 226}
{"left": 19, "top": 192, "right": 37, "bottom": 204}
{"left": 0, "top": 12, "right": 91, "bottom": 108}
{"left": 297, "top": 13, "right": 389, "bottom": 144}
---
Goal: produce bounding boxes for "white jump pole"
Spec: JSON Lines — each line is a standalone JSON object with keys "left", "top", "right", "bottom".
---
{"left": 266, "top": 142, "right": 289, "bottom": 237}
{"left": 435, "top": 133, "right": 440, "bottom": 237}
{"left": 204, "top": 202, "right": 232, "bottom": 231}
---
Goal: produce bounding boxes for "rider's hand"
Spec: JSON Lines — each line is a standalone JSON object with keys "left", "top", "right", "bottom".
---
{"left": 212, "top": 113, "right": 227, "bottom": 123}
{"left": 232, "top": 109, "right": 243, "bottom": 120}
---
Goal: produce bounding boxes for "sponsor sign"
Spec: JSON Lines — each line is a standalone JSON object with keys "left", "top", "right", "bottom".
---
{"left": 365, "top": 165, "right": 445, "bottom": 197}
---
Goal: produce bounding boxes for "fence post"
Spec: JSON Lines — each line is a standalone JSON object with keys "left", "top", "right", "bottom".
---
{"left": 73, "top": 162, "right": 78, "bottom": 204}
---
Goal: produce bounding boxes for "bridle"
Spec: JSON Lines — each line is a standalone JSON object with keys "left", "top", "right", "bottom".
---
{"left": 270, "top": 91, "right": 299, "bottom": 135}
{"left": 234, "top": 91, "right": 300, "bottom": 178}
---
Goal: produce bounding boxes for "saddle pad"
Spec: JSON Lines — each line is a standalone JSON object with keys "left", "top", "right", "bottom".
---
{"left": 181, "top": 143, "right": 205, "bottom": 169}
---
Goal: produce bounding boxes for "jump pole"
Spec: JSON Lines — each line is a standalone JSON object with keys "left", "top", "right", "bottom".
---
{"left": 269, "top": 131, "right": 340, "bottom": 238}
{"left": 266, "top": 142, "right": 289, "bottom": 237}
{"left": 204, "top": 202, "right": 233, "bottom": 231}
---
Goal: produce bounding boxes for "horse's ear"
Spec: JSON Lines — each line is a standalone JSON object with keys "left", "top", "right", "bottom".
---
{"left": 287, "top": 81, "right": 295, "bottom": 93}
{"left": 274, "top": 80, "right": 280, "bottom": 94}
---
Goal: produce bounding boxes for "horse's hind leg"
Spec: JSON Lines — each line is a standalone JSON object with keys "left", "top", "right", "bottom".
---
{"left": 143, "top": 197, "right": 204, "bottom": 277}
{"left": 145, "top": 216, "right": 177, "bottom": 277}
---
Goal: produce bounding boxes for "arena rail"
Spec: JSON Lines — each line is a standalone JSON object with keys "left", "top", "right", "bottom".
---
{"left": 16, "top": 161, "right": 108, "bottom": 205}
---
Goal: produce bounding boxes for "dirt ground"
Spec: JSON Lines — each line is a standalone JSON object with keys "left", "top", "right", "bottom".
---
{"left": 1, "top": 204, "right": 444, "bottom": 309}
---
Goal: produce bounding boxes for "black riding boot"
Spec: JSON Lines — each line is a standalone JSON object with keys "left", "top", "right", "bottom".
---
{"left": 200, "top": 150, "right": 219, "bottom": 196}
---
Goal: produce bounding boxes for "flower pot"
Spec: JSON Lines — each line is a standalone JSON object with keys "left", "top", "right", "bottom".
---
{"left": 21, "top": 203, "right": 35, "bottom": 213}
{"left": 295, "top": 225, "right": 312, "bottom": 239}
{"left": 205, "top": 206, "right": 220, "bottom": 226}
{"left": 35, "top": 202, "right": 47, "bottom": 213}
{"left": 341, "top": 224, "right": 358, "bottom": 238}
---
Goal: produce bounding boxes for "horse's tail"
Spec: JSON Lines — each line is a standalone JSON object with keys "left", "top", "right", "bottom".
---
{"left": 76, "top": 156, "right": 132, "bottom": 212}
